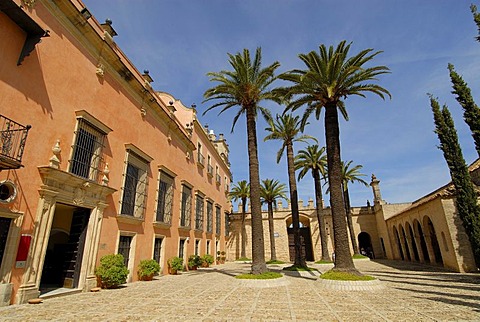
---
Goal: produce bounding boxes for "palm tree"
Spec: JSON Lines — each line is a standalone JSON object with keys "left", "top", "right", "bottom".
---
{"left": 260, "top": 179, "right": 288, "bottom": 262}
{"left": 264, "top": 113, "right": 315, "bottom": 268}
{"left": 341, "top": 160, "right": 368, "bottom": 255}
{"left": 203, "top": 48, "right": 282, "bottom": 274}
{"left": 280, "top": 41, "right": 390, "bottom": 273}
{"left": 229, "top": 180, "right": 250, "bottom": 259}
{"left": 295, "top": 145, "right": 330, "bottom": 261}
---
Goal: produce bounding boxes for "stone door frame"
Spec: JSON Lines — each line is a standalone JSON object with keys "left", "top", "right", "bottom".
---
{"left": 15, "top": 166, "right": 115, "bottom": 304}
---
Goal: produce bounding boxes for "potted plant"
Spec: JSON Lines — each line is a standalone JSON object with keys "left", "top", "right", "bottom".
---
{"left": 137, "top": 259, "right": 160, "bottom": 281}
{"left": 95, "top": 254, "right": 129, "bottom": 289}
{"left": 201, "top": 254, "right": 214, "bottom": 267}
{"left": 167, "top": 256, "right": 183, "bottom": 275}
{"left": 188, "top": 255, "right": 202, "bottom": 270}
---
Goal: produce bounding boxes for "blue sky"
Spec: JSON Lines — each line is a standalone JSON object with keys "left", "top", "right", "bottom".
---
{"left": 83, "top": 0, "right": 480, "bottom": 208}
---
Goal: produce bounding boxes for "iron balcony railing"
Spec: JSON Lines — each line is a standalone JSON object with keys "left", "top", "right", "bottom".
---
{"left": 0, "top": 115, "right": 31, "bottom": 170}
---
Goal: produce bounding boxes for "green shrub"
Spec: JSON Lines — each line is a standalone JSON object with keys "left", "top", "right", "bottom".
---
{"left": 188, "top": 255, "right": 202, "bottom": 268}
{"left": 137, "top": 259, "right": 160, "bottom": 280}
{"left": 95, "top": 254, "right": 129, "bottom": 288}
{"left": 320, "top": 270, "right": 375, "bottom": 281}
{"left": 201, "top": 254, "right": 214, "bottom": 266}
{"left": 282, "top": 265, "right": 316, "bottom": 271}
{"left": 235, "top": 272, "right": 283, "bottom": 279}
{"left": 167, "top": 256, "right": 183, "bottom": 273}
{"left": 352, "top": 254, "right": 369, "bottom": 259}
{"left": 236, "top": 257, "right": 251, "bottom": 262}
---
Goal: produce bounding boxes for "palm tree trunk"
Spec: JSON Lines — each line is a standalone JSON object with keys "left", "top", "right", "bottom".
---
{"left": 286, "top": 142, "right": 307, "bottom": 268}
{"left": 313, "top": 170, "right": 330, "bottom": 261}
{"left": 241, "top": 197, "right": 247, "bottom": 259}
{"left": 245, "top": 106, "right": 267, "bottom": 274}
{"left": 267, "top": 202, "right": 276, "bottom": 261}
{"left": 324, "top": 103, "right": 357, "bottom": 272}
{"left": 343, "top": 187, "right": 359, "bottom": 255}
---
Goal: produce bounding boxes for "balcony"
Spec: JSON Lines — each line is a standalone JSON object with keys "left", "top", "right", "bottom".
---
{"left": 0, "top": 115, "right": 31, "bottom": 170}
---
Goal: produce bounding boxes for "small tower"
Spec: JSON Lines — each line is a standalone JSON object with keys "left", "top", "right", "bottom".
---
{"left": 370, "top": 174, "right": 384, "bottom": 205}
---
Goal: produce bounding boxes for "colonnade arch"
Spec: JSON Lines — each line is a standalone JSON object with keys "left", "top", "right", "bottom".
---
{"left": 391, "top": 215, "right": 444, "bottom": 267}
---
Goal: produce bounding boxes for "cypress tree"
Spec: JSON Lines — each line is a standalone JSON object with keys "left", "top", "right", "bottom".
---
{"left": 448, "top": 63, "right": 480, "bottom": 157}
{"left": 471, "top": 4, "right": 480, "bottom": 42}
{"left": 430, "top": 95, "right": 480, "bottom": 268}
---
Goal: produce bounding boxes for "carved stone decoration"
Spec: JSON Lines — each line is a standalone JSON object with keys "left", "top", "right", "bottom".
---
{"left": 49, "top": 140, "right": 61, "bottom": 169}
{"left": 102, "top": 163, "right": 110, "bottom": 186}
{"left": 21, "top": 0, "right": 36, "bottom": 8}
{"left": 73, "top": 186, "right": 86, "bottom": 205}
{"left": 96, "top": 63, "right": 105, "bottom": 77}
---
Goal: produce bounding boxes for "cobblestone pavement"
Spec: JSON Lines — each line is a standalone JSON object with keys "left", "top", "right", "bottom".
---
{"left": 1, "top": 259, "right": 479, "bottom": 321}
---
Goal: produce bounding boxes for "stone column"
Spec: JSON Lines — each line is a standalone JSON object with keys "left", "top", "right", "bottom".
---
{"left": 405, "top": 235, "right": 416, "bottom": 262}
{"left": 0, "top": 210, "right": 24, "bottom": 307}
{"left": 413, "top": 233, "right": 425, "bottom": 263}
{"left": 398, "top": 234, "right": 409, "bottom": 261}
{"left": 83, "top": 201, "right": 108, "bottom": 291}
{"left": 16, "top": 190, "right": 58, "bottom": 303}
{"left": 424, "top": 235, "right": 436, "bottom": 264}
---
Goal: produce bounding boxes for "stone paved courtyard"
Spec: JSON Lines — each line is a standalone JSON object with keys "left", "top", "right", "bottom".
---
{"left": 0, "top": 259, "right": 479, "bottom": 321}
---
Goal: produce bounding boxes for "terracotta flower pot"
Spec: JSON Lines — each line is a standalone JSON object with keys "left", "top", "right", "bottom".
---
{"left": 140, "top": 273, "right": 154, "bottom": 281}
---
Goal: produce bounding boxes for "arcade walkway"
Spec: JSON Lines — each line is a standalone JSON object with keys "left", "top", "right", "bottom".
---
{"left": 0, "top": 259, "right": 478, "bottom": 321}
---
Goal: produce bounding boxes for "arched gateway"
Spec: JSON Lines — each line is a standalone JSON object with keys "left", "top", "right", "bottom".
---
{"left": 286, "top": 216, "right": 314, "bottom": 262}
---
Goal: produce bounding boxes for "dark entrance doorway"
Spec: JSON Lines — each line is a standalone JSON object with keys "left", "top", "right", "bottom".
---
{"left": 40, "top": 204, "right": 90, "bottom": 293}
{"left": 358, "top": 232, "right": 374, "bottom": 259}
{"left": 287, "top": 223, "right": 314, "bottom": 262}
{"left": 0, "top": 217, "right": 12, "bottom": 267}
{"left": 425, "top": 217, "right": 443, "bottom": 264}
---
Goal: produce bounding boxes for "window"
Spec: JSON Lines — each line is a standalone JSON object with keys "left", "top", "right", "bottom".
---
{"left": 120, "top": 150, "right": 149, "bottom": 217}
{"left": 206, "top": 200, "right": 213, "bottom": 233}
{"left": 195, "top": 194, "right": 204, "bottom": 230}
{"left": 180, "top": 184, "right": 192, "bottom": 228}
{"left": 156, "top": 171, "right": 174, "bottom": 224}
{"left": 197, "top": 143, "right": 204, "bottom": 166}
{"left": 225, "top": 212, "right": 229, "bottom": 237}
{"left": 118, "top": 235, "right": 132, "bottom": 267}
{"left": 70, "top": 118, "right": 105, "bottom": 181}
{"left": 215, "top": 166, "right": 221, "bottom": 184}
{"left": 0, "top": 217, "right": 11, "bottom": 268}
{"left": 179, "top": 239, "right": 186, "bottom": 259}
{"left": 224, "top": 176, "right": 229, "bottom": 192}
{"left": 195, "top": 239, "right": 200, "bottom": 255}
{"left": 207, "top": 155, "right": 213, "bottom": 176}
{"left": 153, "top": 237, "right": 163, "bottom": 264}
{"left": 215, "top": 206, "right": 221, "bottom": 235}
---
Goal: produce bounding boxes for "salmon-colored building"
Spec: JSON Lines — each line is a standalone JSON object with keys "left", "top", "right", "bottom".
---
{"left": 0, "top": 0, "right": 232, "bottom": 305}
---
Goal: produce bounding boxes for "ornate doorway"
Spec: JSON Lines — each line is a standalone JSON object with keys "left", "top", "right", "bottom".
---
{"left": 40, "top": 205, "right": 91, "bottom": 293}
